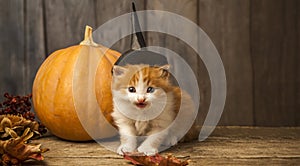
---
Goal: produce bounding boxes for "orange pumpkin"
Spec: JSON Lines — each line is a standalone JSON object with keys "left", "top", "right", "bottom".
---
{"left": 32, "top": 26, "right": 120, "bottom": 141}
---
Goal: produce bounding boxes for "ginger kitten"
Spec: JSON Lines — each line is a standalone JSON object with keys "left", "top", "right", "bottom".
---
{"left": 111, "top": 64, "right": 197, "bottom": 155}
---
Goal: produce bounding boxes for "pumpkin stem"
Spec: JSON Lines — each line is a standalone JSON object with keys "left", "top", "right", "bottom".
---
{"left": 80, "top": 25, "right": 98, "bottom": 47}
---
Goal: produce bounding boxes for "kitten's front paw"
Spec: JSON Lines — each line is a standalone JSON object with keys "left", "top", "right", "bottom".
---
{"left": 137, "top": 145, "right": 158, "bottom": 156}
{"left": 117, "top": 144, "right": 136, "bottom": 155}
{"left": 163, "top": 135, "right": 178, "bottom": 146}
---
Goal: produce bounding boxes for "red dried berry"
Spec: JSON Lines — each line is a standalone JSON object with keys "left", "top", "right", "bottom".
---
{"left": 0, "top": 93, "right": 47, "bottom": 135}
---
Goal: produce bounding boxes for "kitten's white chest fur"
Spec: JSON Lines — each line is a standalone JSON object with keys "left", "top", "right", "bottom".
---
{"left": 135, "top": 121, "right": 149, "bottom": 135}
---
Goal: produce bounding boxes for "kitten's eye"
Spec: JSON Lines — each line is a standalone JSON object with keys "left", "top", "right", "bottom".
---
{"left": 128, "top": 87, "right": 136, "bottom": 93}
{"left": 147, "top": 87, "right": 155, "bottom": 93}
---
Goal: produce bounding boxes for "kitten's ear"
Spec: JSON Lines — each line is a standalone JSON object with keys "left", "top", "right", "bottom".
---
{"left": 112, "top": 65, "right": 127, "bottom": 76}
{"left": 160, "top": 64, "right": 170, "bottom": 70}
{"left": 159, "top": 64, "right": 170, "bottom": 78}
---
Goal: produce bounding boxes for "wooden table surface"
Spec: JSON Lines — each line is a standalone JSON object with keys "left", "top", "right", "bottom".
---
{"left": 24, "top": 127, "right": 300, "bottom": 165}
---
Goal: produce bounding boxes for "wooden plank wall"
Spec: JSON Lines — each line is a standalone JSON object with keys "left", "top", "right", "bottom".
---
{"left": 0, "top": 0, "right": 299, "bottom": 126}
{"left": 251, "top": 0, "right": 299, "bottom": 126}
{"left": 297, "top": 1, "right": 300, "bottom": 126}
{"left": 199, "top": 0, "right": 253, "bottom": 126}
{"left": 0, "top": 0, "right": 25, "bottom": 96}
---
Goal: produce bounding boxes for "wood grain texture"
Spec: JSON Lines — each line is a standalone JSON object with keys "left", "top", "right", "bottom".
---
{"left": 145, "top": 0, "right": 203, "bottom": 125}
{"left": 24, "top": 127, "right": 300, "bottom": 165}
{"left": 44, "top": 0, "right": 96, "bottom": 55}
{"left": 24, "top": 0, "right": 46, "bottom": 94}
{"left": 0, "top": 0, "right": 298, "bottom": 126}
{"left": 199, "top": 0, "right": 253, "bottom": 125}
{"left": 145, "top": 0, "right": 198, "bottom": 70}
{"left": 296, "top": 0, "right": 300, "bottom": 126}
{"left": 94, "top": 0, "right": 145, "bottom": 53}
{"left": 0, "top": 0, "right": 25, "bottom": 97}
{"left": 251, "top": 0, "right": 298, "bottom": 126}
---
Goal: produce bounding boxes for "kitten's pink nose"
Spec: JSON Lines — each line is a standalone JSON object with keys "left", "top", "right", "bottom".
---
{"left": 137, "top": 98, "right": 146, "bottom": 103}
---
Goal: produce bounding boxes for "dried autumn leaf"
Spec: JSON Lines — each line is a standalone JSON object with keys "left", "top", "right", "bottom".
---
{"left": 0, "top": 89, "right": 48, "bottom": 165}
{"left": 124, "top": 152, "right": 189, "bottom": 166}
{"left": 0, "top": 115, "right": 41, "bottom": 139}
{"left": 1, "top": 127, "right": 49, "bottom": 165}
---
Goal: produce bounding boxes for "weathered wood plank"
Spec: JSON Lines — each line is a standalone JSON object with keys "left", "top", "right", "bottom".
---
{"left": 44, "top": 0, "right": 96, "bottom": 55}
{"left": 199, "top": 0, "right": 253, "bottom": 125}
{"left": 196, "top": 0, "right": 212, "bottom": 127}
{"left": 25, "top": 127, "right": 300, "bottom": 165}
{"left": 251, "top": 0, "right": 298, "bottom": 126}
{"left": 145, "top": 0, "right": 199, "bottom": 77}
{"left": 297, "top": 1, "right": 300, "bottom": 126}
{"left": 24, "top": 156, "right": 300, "bottom": 166}
{"left": 95, "top": 0, "right": 145, "bottom": 26}
{"left": 0, "top": 0, "right": 25, "bottom": 97}
{"left": 94, "top": 0, "right": 145, "bottom": 53}
{"left": 24, "top": 0, "right": 46, "bottom": 94}
{"left": 145, "top": 0, "right": 202, "bottom": 126}
{"left": 284, "top": 0, "right": 299, "bottom": 127}
{"left": 24, "top": 158, "right": 128, "bottom": 166}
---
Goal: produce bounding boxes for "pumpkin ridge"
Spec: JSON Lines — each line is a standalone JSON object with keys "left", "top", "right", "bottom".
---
{"left": 97, "top": 47, "right": 111, "bottom": 61}
{"left": 107, "top": 49, "right": 121, "bottom": 59}
{"left": 52, "top": 46, "right": 81, "bottom": 113}
{"left": 52, "top": 47, "right": 86, "bottom": 139}
{"left": 35, "top": 48, "right": 74, "bottom": 117}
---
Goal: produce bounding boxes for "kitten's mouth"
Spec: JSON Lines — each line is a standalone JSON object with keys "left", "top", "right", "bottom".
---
{"left": 135, "top": 102, "right": 148, "bottom": 109}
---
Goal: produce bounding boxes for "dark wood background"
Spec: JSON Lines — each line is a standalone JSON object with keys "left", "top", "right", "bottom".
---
{"left": 0, "top": 0, "right": 299, "bottom": 126}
